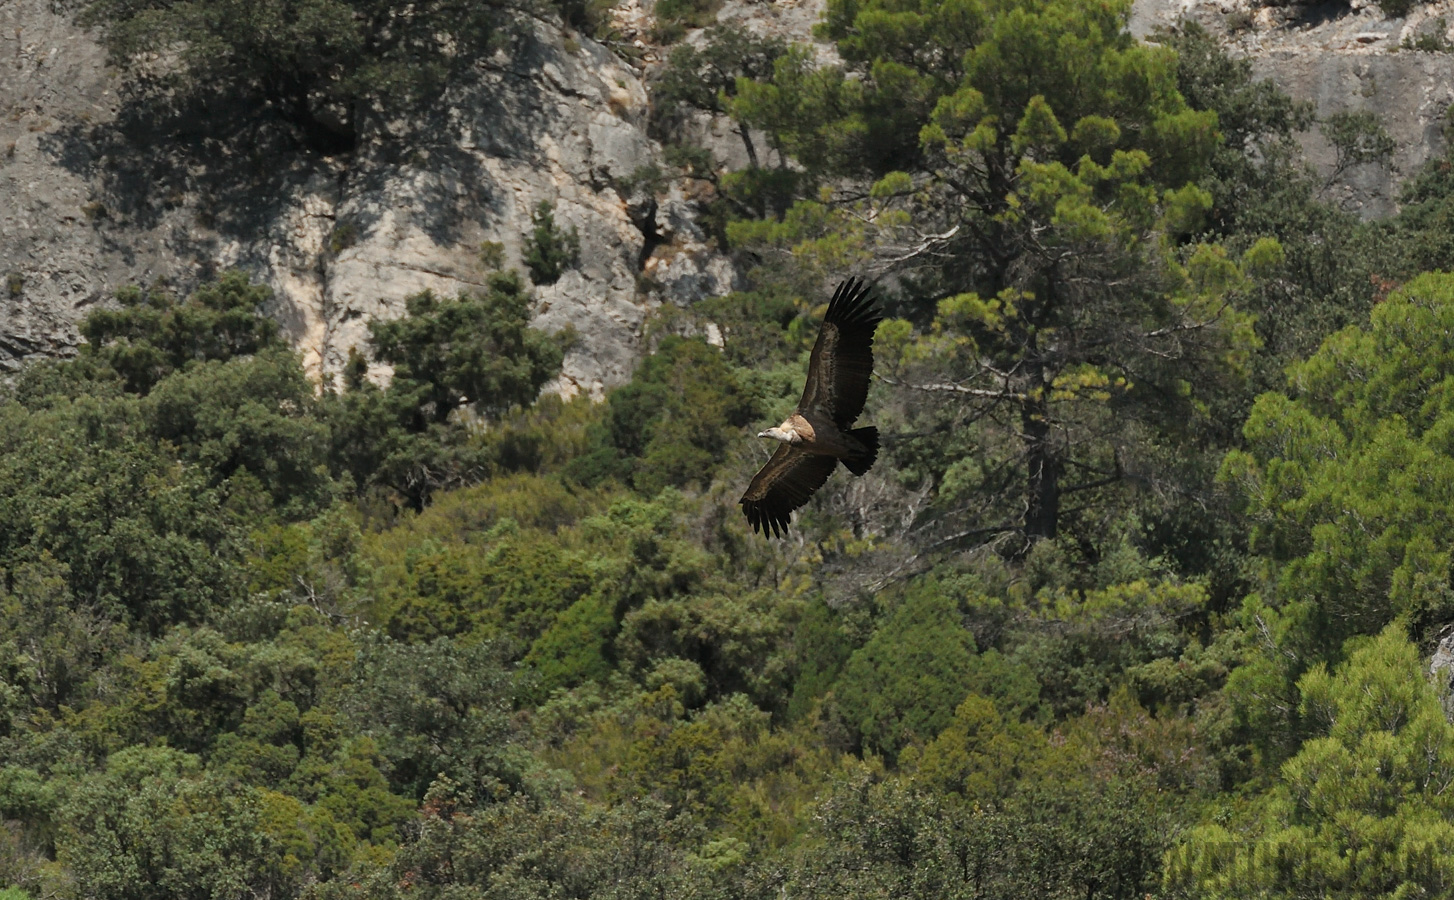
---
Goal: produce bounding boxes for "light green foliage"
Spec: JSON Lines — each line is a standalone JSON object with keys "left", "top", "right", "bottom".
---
{"left": 370, "top": 525, "right": 594, "bottom": 644}
{"left": 911, "top": 694, "right": 1046, "bottom": 801}
{"left": 1223, "top": 272, "right": 1454, "bottom": 759}
{"left": 1006, "top": 577, "right": 1211, "bottom": 716}
{"left": 726, "top": 0, "right": 1257, "bottom": 551}
{"left": 1169, "top": 626, "right": 1454, "bottom": 898}
{"left": 1225, "top": 272, "right": 1454, "bottom": 665}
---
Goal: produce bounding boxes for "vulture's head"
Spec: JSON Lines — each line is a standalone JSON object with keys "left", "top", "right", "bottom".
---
{"left": 757, "top": 423, "right": 800, "bottom": 444}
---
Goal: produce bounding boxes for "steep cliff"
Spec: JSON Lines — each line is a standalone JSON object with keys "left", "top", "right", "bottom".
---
{"left": 1135, "top": 0, "right": 1454, "bottom": 218}
{"left": 0, "top": 0, "right": 741, "bottom": 394}
{"left": 3, "top": 0, "right": 1451, "bottom": 388}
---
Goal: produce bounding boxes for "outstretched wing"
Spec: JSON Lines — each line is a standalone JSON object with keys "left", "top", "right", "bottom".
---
{"left": 799, "top": 277, "right": 884, "bottom": 427}
{"left": 739, "top": 446, "right": 839, "bottom": 538}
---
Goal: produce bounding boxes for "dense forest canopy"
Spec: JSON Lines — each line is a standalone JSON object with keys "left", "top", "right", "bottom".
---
{"left": 6, "top": 0, "right": 1454, "bottom": 897}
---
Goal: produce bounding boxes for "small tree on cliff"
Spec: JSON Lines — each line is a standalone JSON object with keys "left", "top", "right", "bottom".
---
{"left": 77, "top": 0, "right": 510, "bottom": 152}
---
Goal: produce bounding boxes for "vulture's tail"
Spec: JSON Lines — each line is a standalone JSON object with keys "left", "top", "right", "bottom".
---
{"left": 842, "top": 426, "right": 879, "bottom": 476}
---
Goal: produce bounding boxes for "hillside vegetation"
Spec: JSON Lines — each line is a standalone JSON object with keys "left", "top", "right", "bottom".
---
{"left": 5, "top": 0, "right": 1454, "bottom": 897}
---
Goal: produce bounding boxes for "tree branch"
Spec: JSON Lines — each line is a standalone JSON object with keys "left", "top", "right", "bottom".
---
{"left": 876, "top": 373, "right": 1026, "bottom": 400}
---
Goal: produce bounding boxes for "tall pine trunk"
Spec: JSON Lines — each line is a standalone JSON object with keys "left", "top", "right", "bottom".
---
{"left": 1021, "top": 387, "right": 1061, "bottom": 541}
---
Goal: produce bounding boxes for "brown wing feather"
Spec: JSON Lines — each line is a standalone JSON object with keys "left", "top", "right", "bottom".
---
{"left": 739, "top": 446, "right": 839, "bottom": 538}
{"left": 799, "top": 277, "right": 883, "bottom": 427}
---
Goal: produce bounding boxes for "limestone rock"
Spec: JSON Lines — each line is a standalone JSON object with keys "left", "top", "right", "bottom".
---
{"left": 0, "top": 1, "right": 739, "bottom": 395}
{"left": 1133, "top": 0, "right": 1454, "bottom": 219}
{"left": 1430, "top": 628, "right": 1454, "bottom": 720}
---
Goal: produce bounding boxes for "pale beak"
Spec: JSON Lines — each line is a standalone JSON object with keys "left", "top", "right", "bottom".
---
{"left": 757, "top": 430, "right": 771, "bottom": 438}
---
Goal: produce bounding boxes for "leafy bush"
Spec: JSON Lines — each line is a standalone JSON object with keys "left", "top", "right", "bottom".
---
{"left": 566, "top": 336, "right": 756, "bottom": 494}
{"left": 523, "top": 202, "right": 580, "bottom": 286}
{"left": 77, "top": 0, "right": 512, "bottom": 151}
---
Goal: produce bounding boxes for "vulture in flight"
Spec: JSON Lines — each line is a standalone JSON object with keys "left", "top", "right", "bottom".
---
{"left": 740, "top": 277, "right": 883, "bottom": 537}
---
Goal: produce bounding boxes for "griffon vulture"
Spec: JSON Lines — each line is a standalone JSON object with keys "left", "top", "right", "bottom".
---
{"left": 740, "top": 278, "right": 883, "bottom": 537}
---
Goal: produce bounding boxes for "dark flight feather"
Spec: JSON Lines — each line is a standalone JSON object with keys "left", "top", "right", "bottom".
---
{"left": 739, "top": 278, "right": 883, "bottom": 537}
{"left": 799, "top": 277, "right": 883, "bottom": 427}
{"left": 740, "top": 447, "right": 838, "bottom": 537}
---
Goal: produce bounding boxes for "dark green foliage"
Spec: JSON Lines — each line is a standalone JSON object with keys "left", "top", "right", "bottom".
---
{"left": 652, "top": 28, "right": 785, "bottom": 162}
{"left": 326, "top": 271, "right": 567, "bottom": 507}
{"left": 368, "top": 789, "right": 721, "bottom": 900}
{"left": 77, "top": 0, "right": 509, "bottom": 151}
{"left": 80, "top": 270, "right": 283, "bottom": 395}
{"left": 368, "top": 272, "right": 568, "bottom": 427}
{"left": 1323, "top": 109, "right": 1397, "bottom": 181}
{"left": 145, "top": 348, "right": 334, "bottom": 518}
{"left": 1383, "top": 142, "right": 1454, "bottom": 276}
{"left": 779, "top": 768, "right": 1168, "bottom": 900}
{"left": 348, "top": 637, "right": 524, "bottom": 801}
{"left": 687, "top": 290, "right": 801, "bottom": 367}
{"left": 784, "top": 600, "right": 855, "bottom": 722}
{"left": 832, "top": 583, "right": 1038, "bottom": 760}
{"left": 617, "top": 589, "right": 791, "bottom": 708}
{"left": 554, "top": 0, "right": 618, "bottom": 38}
{"left": 522, "top": 202, "right": 580, "bottom": 286}
{"left": 652, "top": 0, "right": 722, "bottom": 37}
{"left": 523, "top": 593, "right": 618, "bottom": 700}
{"left": 726, "top": 0, "right": 1258, "bottom": 554}
{"left": 56, "top": 747, "right": 274, "bottom": 900}
{"left": 0, "top": 395, "right": 239, "bottom": 631}
{"left": 21, "top": 0, "right": 1454, "bottom": 895}
{"left": 654, "top": 28, "right": 785, "bottom": 118}
{"left": 567, "top": 336, "right": 757, "bottom": 494}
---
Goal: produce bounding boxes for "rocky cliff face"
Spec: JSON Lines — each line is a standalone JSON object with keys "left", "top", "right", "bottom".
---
{"left": 1134, "top": 0, "right": 1454, "bottom": 218}
{"left": 1, "top": 0, "right": 1450, "bottom": 388}
{"left": 0, "top": 0, "right": 742, "bottom": 394}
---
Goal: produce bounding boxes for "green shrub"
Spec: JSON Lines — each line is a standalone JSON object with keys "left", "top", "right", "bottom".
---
{"left": 523, "top": 202, "right": 580, "bottom": 286}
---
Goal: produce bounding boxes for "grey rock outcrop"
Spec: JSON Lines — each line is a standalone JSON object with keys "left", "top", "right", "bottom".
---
{"left": 0, "top": 0, "right": 739, "bottom": 395}
{"left": 1430, "top": 628, "right": 1454, "bottom": 720}
{"left": 1134, "top": 0, "right": 1454, "bottom": 218}
{"left": 10, "top": 0, "right": 1454, "bottom": 390}
{"left": 0, "top": 0, "right": 176, "bottom": 368}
